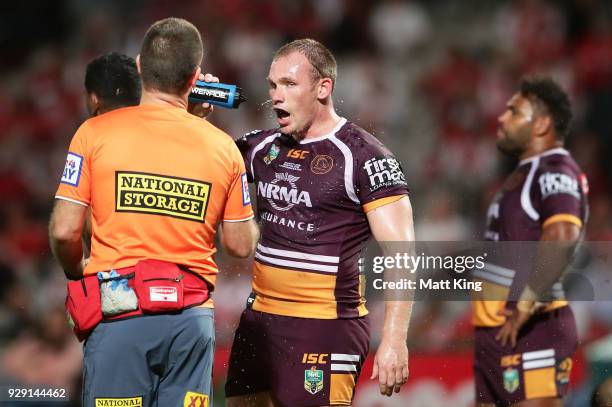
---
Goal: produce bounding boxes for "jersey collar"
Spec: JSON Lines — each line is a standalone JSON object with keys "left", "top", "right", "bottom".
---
{"left": 298, "top": 118, "right": 347, "bottom": 144}
{"left": 518, "top": 147, "right": 569, "bottom": 166}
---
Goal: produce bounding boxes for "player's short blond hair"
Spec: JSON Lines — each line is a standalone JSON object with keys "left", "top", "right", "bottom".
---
{"left": 274, "top": 39, "right": 337, "bottom": 90}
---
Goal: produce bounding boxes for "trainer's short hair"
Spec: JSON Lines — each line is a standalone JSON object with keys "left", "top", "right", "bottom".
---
{"left": 140, "top": 17, "right": 203, "bottom": 94}
{"left": 85, "top": 52, "right": 141, "bottom": 110}
{"left": 520, "top": 76, "right": 572, "bottom": 140}
{"left": 274, "top": 39, "right": 337, "bottom": 90}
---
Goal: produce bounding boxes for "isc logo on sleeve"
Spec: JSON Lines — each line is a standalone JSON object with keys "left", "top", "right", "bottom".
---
{"left": 61, "top": 152, "right": 83, "bottom": 186}
{"left": 241, "top": 173, "right": 251, "bottom": 206}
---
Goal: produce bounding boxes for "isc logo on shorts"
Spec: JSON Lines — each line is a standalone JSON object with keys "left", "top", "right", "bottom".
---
{"left": 183, "top": 391, "right": 208, "bottom": 407}
{"left": 115, "top": 171, "right": 211, "bottom": 222}
{"left": 95, "top": 397, "right": 142, "bottom": 407}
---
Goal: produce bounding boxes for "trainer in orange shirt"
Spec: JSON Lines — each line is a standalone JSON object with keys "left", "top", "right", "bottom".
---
{"left": 49, "top": 18, "right": 258, "bottom": 407}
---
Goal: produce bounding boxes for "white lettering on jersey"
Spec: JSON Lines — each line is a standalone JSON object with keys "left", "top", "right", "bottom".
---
{"left": 538, "top": 172, "right": 580, "bottom": 200}
{"left": 363, "top": 156, "right": 406, "bottom": 191}
{"left": 257, "top": 172, "right": 312, "bottom": 211}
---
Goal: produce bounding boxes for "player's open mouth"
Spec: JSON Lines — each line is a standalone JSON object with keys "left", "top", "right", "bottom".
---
{"left": 274, "top": 108, "right": 290, "bottom": 125}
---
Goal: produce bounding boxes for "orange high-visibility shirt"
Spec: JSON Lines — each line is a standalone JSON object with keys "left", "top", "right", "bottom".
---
{"left": 55, "top": 104, "right": 253, "bottom": 287}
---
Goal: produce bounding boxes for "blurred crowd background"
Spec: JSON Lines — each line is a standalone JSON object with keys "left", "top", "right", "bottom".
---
{"left": 1, "top": 0, "right": 611, "bottom": 405}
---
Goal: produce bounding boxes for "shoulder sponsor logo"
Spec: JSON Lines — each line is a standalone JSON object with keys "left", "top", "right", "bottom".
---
{"left": 279, "top": 162, "right": 302, "bottom": 171}
{"left": 363, "top": 155, "right": 407, "bottom": 191}
{"left": 115, "top": 171, "right": 211, "bottom": 222}
{"left": 95, "top": 397, "right": 143, "bottom": 407}
{"left": 538, "top": 172, "right": 580, "bottom": 200}
{"left": 257, "top": 172, "right": 312, "bottom": 211}
{"left": 263, "top": 144, "right": 280, "bottom": 165}
{"left": 183, "top": 391, "right": 209, "bottom": 407}
{"left": 304, "top": 366, "right": 324, "bottom": 395}
{"left": 61, "top": 152, "right": 83, "bottom": 186}
{"left": 310, "top": 155, "right": 334, "bottom": 175}
{"left": 241, "top": 172, "right": 251, "bottom": 206}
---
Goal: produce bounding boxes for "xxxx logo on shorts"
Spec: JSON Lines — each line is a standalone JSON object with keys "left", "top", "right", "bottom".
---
{"left": 115, "top": 171, "right": 211, "bottom": 222}
{"left": 183, "top": 391, "right": 208, "bottom": 407}
{"left": 95, "top": 397, "right": 142, "bottom": 407}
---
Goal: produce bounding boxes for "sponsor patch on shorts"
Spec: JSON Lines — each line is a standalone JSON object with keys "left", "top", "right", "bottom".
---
{"left": 183, "top": 391, "right": 209, "bottom": 407}
{"left": 61, "top": 152, "right": 83, "bottom": 186}
{"left": 95, "top": 396, "right": 143, "bottom": 407}
{"left": 115, "top": 171, "right": 211, "bottom": 222}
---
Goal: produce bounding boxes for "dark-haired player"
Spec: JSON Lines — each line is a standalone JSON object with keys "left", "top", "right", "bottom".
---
{"left": 81, "top": 52, "right": 142, "bottom": 258}
{"left": 84, "top": 52, "right": 141, "bottom": 117}
{"left": 473, "top": 77, "right": 588, "bottom": 406}
{"left": 225, "top": 39, "right": 415, "bottom": 407}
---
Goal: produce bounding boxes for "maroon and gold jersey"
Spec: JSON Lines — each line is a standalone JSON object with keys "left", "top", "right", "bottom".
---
{"left": 237, "top": 118, "right": 409, "bottom": 319}
{"left": 473, "top": 148, "right": 589, "bottom": 327}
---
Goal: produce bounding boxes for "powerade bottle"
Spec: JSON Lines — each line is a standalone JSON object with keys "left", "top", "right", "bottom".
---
{"left": 189, "top": 81, "right": 247, "bottom": 109}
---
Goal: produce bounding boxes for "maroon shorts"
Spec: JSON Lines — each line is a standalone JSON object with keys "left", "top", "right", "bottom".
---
{"left": 225, "top": 308, "right": 370, "bottom": 406}
{"left": 474, "top": 306, "right": 577, "bottom": 405}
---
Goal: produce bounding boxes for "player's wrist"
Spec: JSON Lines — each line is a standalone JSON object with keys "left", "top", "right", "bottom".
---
{"left": 517, "top": 285, "right": 538, "bottom": 313}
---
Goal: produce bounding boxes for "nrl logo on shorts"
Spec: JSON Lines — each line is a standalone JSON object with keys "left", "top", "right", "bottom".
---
{"left": 304, "top": 366, "right": 324, "bottom": 395}
{"left": 263, "top": 144, "right": 280, "bottom": 165}
{"left": 503, "top": 367, "right": 519, "bottom": 393}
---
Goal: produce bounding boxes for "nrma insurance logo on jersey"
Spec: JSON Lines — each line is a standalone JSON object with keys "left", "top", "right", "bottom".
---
{"left": 257, "top": 172, "right": 312, "bottom": 211}
{"left": 363, "top": 155, "right": 406, "bottom": 192}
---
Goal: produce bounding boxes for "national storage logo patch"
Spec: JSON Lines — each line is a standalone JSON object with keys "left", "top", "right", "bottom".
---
{"left": 95, "top": 397, "right": 142, "bottom": 407}
{"left": 115, "top": 171, "right": 211, "bottom": 222}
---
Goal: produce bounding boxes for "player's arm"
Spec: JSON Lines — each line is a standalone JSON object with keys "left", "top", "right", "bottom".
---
{"left": 366, "top": 195, "right": 414, "bottom": 397}
{"left": 219, "top": 219, "right": 259, "bottom": 258}
{"left": 497, "top": 219, "right": 581, "bottom": 347}
{"left": 49, "top": 199, "right": 88, "bottom": 280}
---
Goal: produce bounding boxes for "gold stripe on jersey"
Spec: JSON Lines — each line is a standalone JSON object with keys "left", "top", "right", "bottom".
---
{"left": 252, "top": 261, "right": 338, "bottom": 318}
{"left": 542, "top": 213, "right": 583, "bottom": 228}
{"left": 362, "top": 194, "right": 406, "bottom": 213}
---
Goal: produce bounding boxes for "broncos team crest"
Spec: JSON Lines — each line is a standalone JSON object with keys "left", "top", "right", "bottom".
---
{"left": 304, "top": 366, "right": 324, "bottom": 395}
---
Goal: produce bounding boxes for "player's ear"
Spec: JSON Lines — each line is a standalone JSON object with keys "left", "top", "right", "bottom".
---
{"left": 136, "top": 54, "right": 142, "bottom": 74}
{"left": 87, "top": 92, "right": 100, "bottom": 117}
{"left": 318, "top": 77, "right": 333, "bottom": 100}
{"left": 534, "top": 115, "right": 552, "bottom": 137}
{"left": 189, "top": 66, "right": 201, "bottom": 87}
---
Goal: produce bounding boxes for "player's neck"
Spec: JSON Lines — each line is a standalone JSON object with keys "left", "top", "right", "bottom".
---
{"left": 140, "top": 88, "right": 188, "bottom": 110}
{"left": 301, "top": 108, "right": 342, "bottom": 140}
{"left": 519, "top": 140, "right": 564, "bottom": 161}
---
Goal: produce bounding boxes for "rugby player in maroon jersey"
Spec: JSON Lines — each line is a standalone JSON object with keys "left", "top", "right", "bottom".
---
{"left": 474, "top": 77, "right": 588, "bottom": 406}
{"left": 226, "top": 39, "right": 415, "bottom": 406}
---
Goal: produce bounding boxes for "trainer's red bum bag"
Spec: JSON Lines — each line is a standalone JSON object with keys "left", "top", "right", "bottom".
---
{"left": 65, "top": 259, "right": 211, "bottom": 341}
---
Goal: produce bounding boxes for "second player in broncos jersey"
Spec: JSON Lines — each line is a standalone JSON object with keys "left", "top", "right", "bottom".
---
{"left": 226, "top": 39, "right": 415, "bottom": 407}
{"left": 473, "top": 77, "right": 588, "bottom": 406}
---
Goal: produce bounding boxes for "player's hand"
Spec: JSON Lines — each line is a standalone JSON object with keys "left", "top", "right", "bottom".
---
{"left": 188, "top": 73, "right": 219, "bottom": 119}
{"left": 495, "top": 308, "right": 531, "bottom": 348}
{"left": 370, "top": 337, "right": 409, "bottom": 397}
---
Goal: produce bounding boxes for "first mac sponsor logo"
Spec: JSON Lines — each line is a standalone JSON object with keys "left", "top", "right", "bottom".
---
{"left": 115, "top": 171, "right": 211, "bottom": 222}
{"left": 61, "top": 152, "right": 83, "bottom": 187}
{"left": 362, "top": 155, "right": 407, "bottom": 192}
